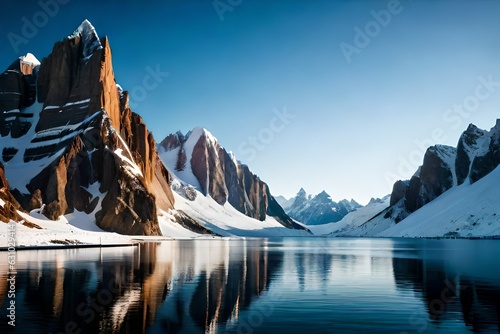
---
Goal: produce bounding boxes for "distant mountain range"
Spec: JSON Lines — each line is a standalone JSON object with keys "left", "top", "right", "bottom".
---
{"left": 276, "top": 189, "right": 361, "bottom": 225}
{"left": 0, "top": 19, "right": 499, "bottom": 242}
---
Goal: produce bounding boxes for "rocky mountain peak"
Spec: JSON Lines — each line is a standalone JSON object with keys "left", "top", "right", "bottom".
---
{"left": 314, "top": 190, "right": 332, "bottom": 202}
{"left": 159, "top": 127, "right": 307, "bottom": 231}
{"left": 18, "top": 53, "right": 40, "bottom": 75}
{"left": 0, "top": 20, "right": 176, "bottom": 235}
{"left": 349, "top": 199, "right": 361, "bottom": 207}
{"left": 69, "top": 19, "right": 102, "bottom": 60}
{"left": 296, "top": 188, "right": 307, "bottom": 198}
{"left": 386, "top": 119, "right": 500, "bottom": 224}
{"left": 491, "top": 119, "right": 500, "bottom": 144}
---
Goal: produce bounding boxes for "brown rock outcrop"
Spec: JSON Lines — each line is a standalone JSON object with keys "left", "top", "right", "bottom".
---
{"left": 0, "top": 20, "right": 176, "bottom": 235}
{"left": 0, "top": 163, "right": 22, "bottom": 223}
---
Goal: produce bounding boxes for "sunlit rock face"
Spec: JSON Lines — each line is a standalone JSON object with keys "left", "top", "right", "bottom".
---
{"left": 0, "top": 163, "right": 22, "bottom": 223}
{"left": 0, "top": 20, "right": 176, "bottom": 235}
{"left": 159, "top": 127, "right": 308, "bottom": 231}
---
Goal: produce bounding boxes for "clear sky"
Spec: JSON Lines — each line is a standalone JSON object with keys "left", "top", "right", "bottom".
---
{"left": 2, "top": 0, "right": 500, "bottom": 204}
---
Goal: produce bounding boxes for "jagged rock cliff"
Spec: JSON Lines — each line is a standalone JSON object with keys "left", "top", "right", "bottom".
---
{"left": 158, "top": 127, "right": 306, "bottom": 230}
{"left": 0, "top": 163, "right": 22, "bottom": 223}
{"left": 385, "top": 120, "right": 500, "bottom": 223}
{"left": 0, "top": 20, "right": 175, "bottom": 235}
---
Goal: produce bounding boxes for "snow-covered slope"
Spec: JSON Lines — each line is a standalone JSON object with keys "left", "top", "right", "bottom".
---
{"left": 342, "top": 119, "right": 500, "bottom": 238}
{"left": 166, "top": 176, "right": 310, "bottom": 237}
{"left": 378, "top": 165, "right": 500, "bottom": 238}
{"left": 0, "top": 209, "right": 132, "bottom": 247}
{"left": 158, "top": 127, "right": 205, "bottom": 190}
{"left": 308, "top": 195, "right": 390, "bottom": 235}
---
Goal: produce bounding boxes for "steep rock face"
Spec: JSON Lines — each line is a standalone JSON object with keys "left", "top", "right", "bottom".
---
{"left": 190, "top": 133, "right": 227, "bottom": 205}
{"left": 0, "top": 55, "right": 38, "bottom": 140}
{"left": 158, "top": 127, "right": 306, "bottom": 230}
{"left": 0, "top": 163, "right": 22, "bottom": 223}
{"left": 469, "top": 120, "right": 500, "bottom": 183}
{"left": 390, "top": 180, "right": 408, "bottom": 206}
{"left": 386, "top": 120, "right": 500, "bottom": 224}
{"left": 0, "top": 20, "right": 175, "bottom": 235}
{"left": 285, "top": 189, "right": 361, "bottom": 225}
{"left": 402, "top": 145, "right": 456, "bottom": 213}
{"left": 384, "top": 145, "right": 456, "bottom": 222}
{"left": 455, "top": 124, "right": 490, "bottom": 185}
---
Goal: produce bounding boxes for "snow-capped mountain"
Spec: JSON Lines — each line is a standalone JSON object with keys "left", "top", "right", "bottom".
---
{"left": 158, "top": 127, "right": 308, "bottom": 233}
{"left": 282, "top": 188, "right": 361, "bottom": 225}
{"left": 0, "top": 20, "right": 310, "bottom": 242}
{"left": 342, "top": 120, "right": 500, "bottom": 237}
{"left": 274, "top": 195, "right": 295, "bottom": 211}
{"left": 0, "top": 20, "right": 184, "bottom": 236}
{"left": 307, "top": 195, "right": 390, "bottom": 235}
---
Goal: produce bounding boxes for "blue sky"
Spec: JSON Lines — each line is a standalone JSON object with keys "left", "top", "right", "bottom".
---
{"left": 2, "top": 0, "right": 500, "bottom": 204}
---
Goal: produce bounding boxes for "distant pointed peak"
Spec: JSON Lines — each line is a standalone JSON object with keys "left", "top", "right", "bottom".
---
{"left": 297, "top": 188, "right": 307, "bottom": 196}
{"left": 189, "top": 126, "right": 219, "bottom": 146}
{"left": 350, "top": 199, "right": 361, "bottom": 207}
{"left": 314, "top": 190, "right": 332, "bottom": 201}
{"left": 19, "top": 53, "right": 40, "bottom": 66}
{"left": 16, "top": 52, "right": 40, "bottom": 75}
{"left": 191, "top": 126, "right": 213, "bottom": 137}
{"left": 69, "top": 19, "right": 102, "bottom": 60}
{"left": 465, "top": 123, "right": 479, "bottom": 132}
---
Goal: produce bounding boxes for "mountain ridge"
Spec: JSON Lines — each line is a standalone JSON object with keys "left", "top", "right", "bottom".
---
{"left": 158, "top": 127, "right": 308, "bottom": 232}
{"left": 280, "top": 188, "right": 362, "bottom": 225}
{"left": 332, "top": 119, "right": 500, "bottom": 237}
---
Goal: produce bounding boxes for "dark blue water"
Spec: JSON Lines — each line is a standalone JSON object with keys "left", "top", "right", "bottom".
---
{"left": 1, "top": 238, "right": 499, "bottom": 333}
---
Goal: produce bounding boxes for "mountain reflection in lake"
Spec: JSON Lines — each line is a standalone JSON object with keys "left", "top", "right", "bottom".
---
{"left": 0, "top": 238, "right": 499, "bottom": 333}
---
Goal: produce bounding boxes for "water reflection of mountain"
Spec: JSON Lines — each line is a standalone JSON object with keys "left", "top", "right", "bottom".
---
{"left": 392, "top": 254, "right": 500, "bottom": 333}
{"left": 0, "top": 240, "right": 281, "bottom": 334}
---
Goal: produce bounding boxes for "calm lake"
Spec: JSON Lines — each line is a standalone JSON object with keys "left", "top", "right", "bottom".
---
{"left": 1, "top": 237, "right": 500, "bottom": 333}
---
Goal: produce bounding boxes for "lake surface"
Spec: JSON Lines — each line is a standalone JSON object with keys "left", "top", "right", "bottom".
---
{"left": 1, "top": 237, "right": 500, "bottom": 333}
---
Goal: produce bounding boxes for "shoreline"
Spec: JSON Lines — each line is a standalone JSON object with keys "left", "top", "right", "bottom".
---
{"left": 2, "top": 235, "right": 499, "bottom": 252}
{"left": 0, "top": 242, "right": 139, "bottom": 252}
